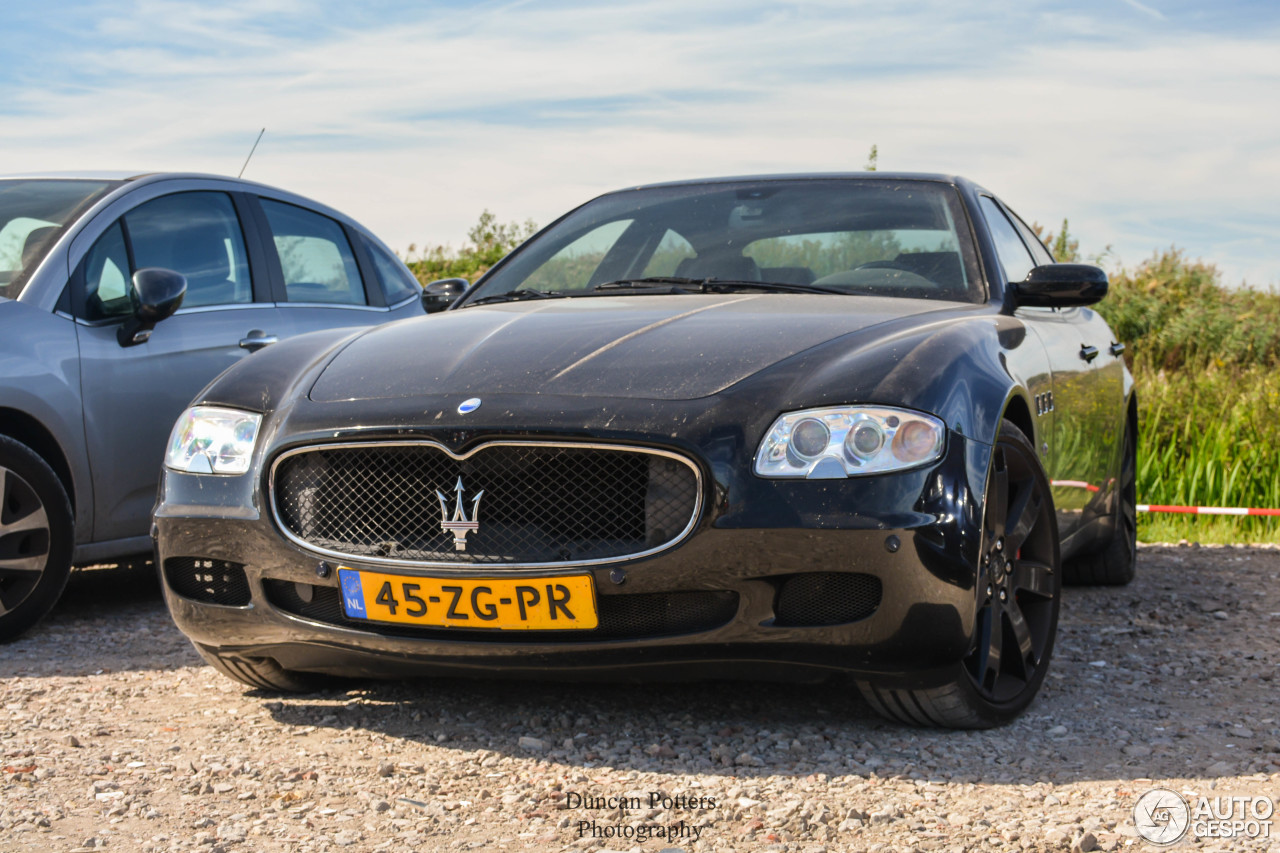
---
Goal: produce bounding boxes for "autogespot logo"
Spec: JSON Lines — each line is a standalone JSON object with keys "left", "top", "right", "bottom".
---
{"left": 1134, "top": 788, "right": 1276, "bottom": 844}
{"left": 1134, "top": 789, "right": 1190, "bottom": 845}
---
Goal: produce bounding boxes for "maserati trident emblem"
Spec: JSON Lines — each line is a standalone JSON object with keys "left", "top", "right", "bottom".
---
{"left": 437, "top": 477, "right": 483, "bottom": 551}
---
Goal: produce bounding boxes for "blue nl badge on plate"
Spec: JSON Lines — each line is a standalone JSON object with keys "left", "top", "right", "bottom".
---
{"left": 338, "top": 569, "right": 367, "bottom": 618}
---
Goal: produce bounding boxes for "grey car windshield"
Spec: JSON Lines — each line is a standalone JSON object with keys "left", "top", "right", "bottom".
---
{"left": 0, "top": 179, "right": 119, "bottom": 299}
{"left": 466, "top": 179, "right": 984, "bottom": 304}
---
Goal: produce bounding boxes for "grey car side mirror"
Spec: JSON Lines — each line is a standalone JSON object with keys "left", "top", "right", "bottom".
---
{"left": 422, "top": 278, "right": 468, "bottom": 314}
{"left": 117, "top": 267, "right": 187, "bottom": 347}
{"left": 1009, "top": 264, "right": 1108, "bottom": 309}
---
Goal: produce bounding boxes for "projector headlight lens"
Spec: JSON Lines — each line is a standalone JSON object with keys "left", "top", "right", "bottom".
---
{"left": 754, "top": 406, "right": 945, "bottom": 478}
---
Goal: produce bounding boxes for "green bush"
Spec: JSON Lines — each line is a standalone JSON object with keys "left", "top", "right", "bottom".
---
{"left": 405, "top": 210, "right": 537, "bottom": 285}
{"left": 1090, "top": 248, "right": 1280, "bottom": 542}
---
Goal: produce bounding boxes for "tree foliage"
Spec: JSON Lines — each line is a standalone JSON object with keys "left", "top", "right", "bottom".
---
{"left": 405, "top": 210, "right": 538, "bottom": 284}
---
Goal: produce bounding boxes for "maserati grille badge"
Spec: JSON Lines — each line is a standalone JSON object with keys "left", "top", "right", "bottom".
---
{"left": 437, "top": 476, "right": 483, "bottom": 551}
{"left": 458, "top": 397, "right": 482, "bottom": 414}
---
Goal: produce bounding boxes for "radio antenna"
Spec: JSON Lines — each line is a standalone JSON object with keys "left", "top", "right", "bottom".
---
{"left": 238, "top": 128, "right": 266, "bottom": 178}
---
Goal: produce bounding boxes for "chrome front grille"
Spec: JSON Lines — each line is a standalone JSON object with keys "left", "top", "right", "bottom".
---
{"left": 270, "top": 441, "right": 702, "bottom": 567}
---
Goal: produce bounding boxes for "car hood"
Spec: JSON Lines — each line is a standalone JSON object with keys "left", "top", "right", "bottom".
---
{"left": 308, "top": 294, "right": 967, "bottom": 403}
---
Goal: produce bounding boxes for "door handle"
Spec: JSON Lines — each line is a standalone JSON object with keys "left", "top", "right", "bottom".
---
{"left": 239, "top": 330, "right": 278, "bottom": 352}
{"left": 1109, "top": 341, "right": 1126, "bottom": 356}
{"left": 1079, "top": 344, "right": 1099, "bottom": 363}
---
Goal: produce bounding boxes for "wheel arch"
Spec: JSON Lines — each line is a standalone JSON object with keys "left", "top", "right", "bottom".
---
{"left": 1001, "top": 393, "right": 1036, "bottom": 449}
{"left": 0, "top": 407, "right": 76, "bottom": 514}
{"left": 1126, "top": 390, "right": 1138, "bottom": 449}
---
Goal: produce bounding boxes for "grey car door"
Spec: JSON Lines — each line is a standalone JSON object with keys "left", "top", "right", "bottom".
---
{"left": 74, "top": 190, "right": 283, "bottom": 542}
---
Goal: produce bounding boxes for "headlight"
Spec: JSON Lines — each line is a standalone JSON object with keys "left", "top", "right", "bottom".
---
{"left": 164, "top": 406, "right": 262, "bottom": 475}
{"left": 754, "top": 406, "right": 945, "bottom": 478}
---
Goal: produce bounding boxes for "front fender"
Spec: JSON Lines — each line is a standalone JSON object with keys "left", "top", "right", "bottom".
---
{"left": 0, "top": 304, "right": 93, "bottom": 542}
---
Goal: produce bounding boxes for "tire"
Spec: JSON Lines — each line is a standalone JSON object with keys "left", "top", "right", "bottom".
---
{"left": 1063, "top": 423, "right": 1137, "bottom": 585}
{"left": 856, "top": 420, "right": 1062, "bottom": 728}
{"left": 192, "top": 642, "right": 326, "bottom": 693}
{"left": 0, "top": 436, "right": 74, "bottom": 642}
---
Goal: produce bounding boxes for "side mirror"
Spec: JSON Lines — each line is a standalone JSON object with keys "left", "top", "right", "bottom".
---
{"left": 1010, "top": 264, "right": 1108, "bottom": 308}
{"left": 117, "top": 267, "right": 186, "bottom": 347}
{"left": 421, "top": 278, "right": 468, "bottom": 314}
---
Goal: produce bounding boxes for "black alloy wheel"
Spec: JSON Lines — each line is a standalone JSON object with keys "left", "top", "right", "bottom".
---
{"left": 963, "top": 424, "right": 1061, "bottom": 706}
{"left": 857, "top": 420, "right": 1061, "bottom": 728}
{"left": 0, "top": 436, "right": 74, "bottom": 642}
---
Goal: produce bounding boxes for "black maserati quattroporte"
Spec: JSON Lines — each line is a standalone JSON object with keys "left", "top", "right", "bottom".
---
{"left": 156, "top": 174, "right": 1135, "bottom": 728}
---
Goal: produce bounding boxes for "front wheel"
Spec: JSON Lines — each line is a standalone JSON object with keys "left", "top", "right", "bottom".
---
{"left": 857, "top": 420, "right": 1061, "bottom": 728}
{"left": 0, "top": 437, "right": 74, "bottom": 642}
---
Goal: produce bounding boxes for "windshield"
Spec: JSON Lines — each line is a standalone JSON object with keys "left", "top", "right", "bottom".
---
{"left": 464, "top": 179, "right": 983, "bottom": 305}
{"left": 0, "top": 179, "right": 119, "bottom": 299}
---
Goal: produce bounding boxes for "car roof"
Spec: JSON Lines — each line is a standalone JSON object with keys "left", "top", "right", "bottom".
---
{"left": 0, "top": 170, "right": 295, "bottom": 194}
{"left": 614, "top": 171, "right": 969, "bottom": 190}
{"left": 0, "top": 170, "right": 372, "bottom": 234}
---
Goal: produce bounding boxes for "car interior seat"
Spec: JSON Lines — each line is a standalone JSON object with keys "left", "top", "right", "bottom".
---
{"left": 675, "top": 252, "right": 762, "bottom": 281}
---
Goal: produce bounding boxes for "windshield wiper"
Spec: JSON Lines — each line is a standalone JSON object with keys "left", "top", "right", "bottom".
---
{"left": 467, "top": 289, "right": 565, "bottom": 306}
{"left": 593, "top": 277, "right": 846, "bottom": 296}
{"left": 592, "top": 277, "right": 704, "bottom": 291}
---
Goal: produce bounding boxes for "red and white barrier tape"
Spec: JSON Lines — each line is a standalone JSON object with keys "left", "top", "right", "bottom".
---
{"left": 1050, "top": 480, "right": 1280, "bottom": 516}
{"left": 1136, "top": 504, "right": 1280, "bottom": 516}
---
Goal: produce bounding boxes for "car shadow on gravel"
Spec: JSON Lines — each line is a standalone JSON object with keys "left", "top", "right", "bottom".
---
{"left": 2, "top": 559, "right": 202, "bottom": 678}
{"left": 256, "top": 545, "right": 1280, "bottom": 786}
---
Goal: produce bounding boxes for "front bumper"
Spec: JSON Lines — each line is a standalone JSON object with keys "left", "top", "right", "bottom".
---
{"left": 155, "top": 428, "right": 990, "bottom": 690}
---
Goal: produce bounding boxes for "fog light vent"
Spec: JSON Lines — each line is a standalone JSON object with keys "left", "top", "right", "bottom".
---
{"left": 775, "top": 572, "right": 881, "bottom": 626}
{"left": 164, "top": 557, "right": 250, "bottom": 606}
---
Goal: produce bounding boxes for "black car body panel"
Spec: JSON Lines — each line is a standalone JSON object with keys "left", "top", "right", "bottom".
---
{"left": 156, "top": 173, "right": 1134, "bottom": 703}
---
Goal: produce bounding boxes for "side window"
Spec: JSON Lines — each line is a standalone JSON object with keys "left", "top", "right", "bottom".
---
{"left": 261, "top": 199, "right": 366, "bottom": 305}
{"left": 82, "top": 222, "right": 133, "bottom": 320}
{"left": 125, "top": 192, "right": 252, "bottom": 309}
{"left": 521, "top": 219, "right": 633, "bottom": 293}
{"left": 979, "top": 196, "right": 1036, "bottom": 284}
{"left": 641, "top": 229, "right": 696, "bottom": 277}
{"left": 1005, "top": 206, "right": 1057, "bottom": 266}
{"left": 361, "top": 235, "right": 420, "bottom": 305}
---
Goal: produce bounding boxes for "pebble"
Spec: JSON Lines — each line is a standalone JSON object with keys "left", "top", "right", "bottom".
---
{"left": 517, "top": 736, "right": 548, "bottom": 752}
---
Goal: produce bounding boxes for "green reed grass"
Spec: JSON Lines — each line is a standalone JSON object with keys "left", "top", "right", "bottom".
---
{"left": 1099, "top": 250, "right": 1280, "bottom": 542}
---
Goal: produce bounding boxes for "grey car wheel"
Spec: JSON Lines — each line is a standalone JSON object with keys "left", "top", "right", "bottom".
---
{"left": 0, "top": 436, "right": 74, "bottom": 642}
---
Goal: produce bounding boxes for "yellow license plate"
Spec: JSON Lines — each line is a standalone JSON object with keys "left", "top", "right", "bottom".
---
{"left": 337, "top": 568, "right": 598, "bottom": 630}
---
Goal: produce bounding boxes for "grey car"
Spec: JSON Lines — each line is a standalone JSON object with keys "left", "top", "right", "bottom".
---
{"left": 0, "top": 172, "right": 427, "bottom": 640}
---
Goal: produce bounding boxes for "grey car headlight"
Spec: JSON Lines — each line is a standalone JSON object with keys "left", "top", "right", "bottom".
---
{"left": 164, "top": 406, "right": 262, "bottom": 475}
{"left": 754, "top": 406, "right": 945, "bottom": 478}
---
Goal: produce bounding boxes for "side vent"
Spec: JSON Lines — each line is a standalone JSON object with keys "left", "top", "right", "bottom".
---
{"left": 164, "top": 558, "right": 250, "bottom": 606}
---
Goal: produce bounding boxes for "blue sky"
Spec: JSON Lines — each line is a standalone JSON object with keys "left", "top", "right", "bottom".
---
{"left": 2, "top": 0, "right": 1277, "bottom": 285}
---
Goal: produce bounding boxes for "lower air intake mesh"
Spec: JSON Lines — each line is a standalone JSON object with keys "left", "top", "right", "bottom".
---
{"left": 774, "top": 572, "right": 882, "bottom": 626}
{"left": 164, "top": 557, "right": 250, "bottom": 606}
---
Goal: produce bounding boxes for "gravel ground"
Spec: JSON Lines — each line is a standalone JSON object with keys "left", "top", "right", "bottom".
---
{"left": 3, "top": 543, "right": 1278, "bottom": 853}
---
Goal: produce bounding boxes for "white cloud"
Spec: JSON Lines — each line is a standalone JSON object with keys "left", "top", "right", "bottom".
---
{"left": 2, "top": 0, "right": 1277, "bottom": 285}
